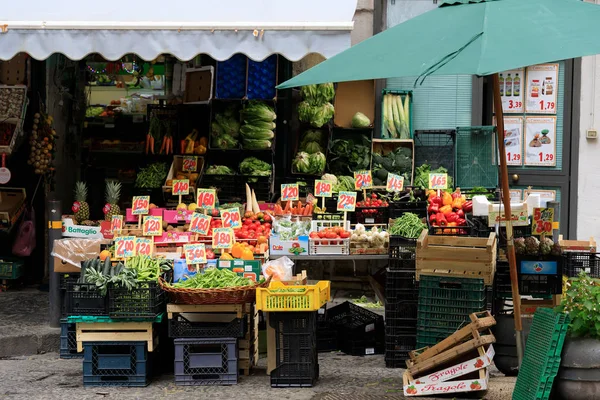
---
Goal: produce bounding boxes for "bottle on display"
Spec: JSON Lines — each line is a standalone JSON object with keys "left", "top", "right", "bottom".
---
{"left": 505, "top": 73, "right": 513, "bottom": 96}
{"left": 499, "top": 73, "right": 505, "bottom": 97}
{"left": 513, "top": 73, "right": 521, "bottom": 97}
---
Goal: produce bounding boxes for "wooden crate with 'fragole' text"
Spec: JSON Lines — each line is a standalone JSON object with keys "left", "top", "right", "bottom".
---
{"left": 416, "top": 231, "right": 496, "bottom": 285}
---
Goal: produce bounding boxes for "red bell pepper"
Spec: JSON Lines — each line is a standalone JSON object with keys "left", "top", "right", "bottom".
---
{"left": 462, "top": 201, "right": 473, "bottom": 213}
{"left": 436, "top": 213, "right": 447, "bottom": 227}
{"left": 429, "top": 213, "right": 437, "bottom": 225}
{"left": 430, "top": 195, "right": 443, "bottom": 206}
{"left": 428, "top": 203, "right": 440, "bottom": 214}
{"left": 439, "top": 205, "right": 453, "bottom": 217}
{"left": 451, "top": 188, "right": 462, "bottom": 200}
{"left": 456, "top": 209, "right": 465, "bottom": 218}
{"left": 446, "top": 212, "right": 459, "bottom": 223}
{"left": 456, "top": 218, "right": 467, "bottom": 226}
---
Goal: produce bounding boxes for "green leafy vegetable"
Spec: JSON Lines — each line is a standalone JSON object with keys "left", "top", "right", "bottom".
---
{"left": 135, "top": 163, "right": 168, "bottom": 188}
{"left": 170, "top": 267, "right": 254, "bottom": 289}
{"left": 239, "top": 157, "right": 271, "bottom": 176}
{"left": 413, "top": 164, "right": 453, "bottom": 189}
{"left": 389, "top": 213, "right": 427, "bottom": 239}
{"left": 351, "top": 112, "right": 371, "bottom": 128}
{"left": 205, "top": 165, "right": 235, "bottom": 175}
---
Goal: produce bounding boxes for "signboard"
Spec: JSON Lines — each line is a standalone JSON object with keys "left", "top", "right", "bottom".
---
{"left": 523, "top": 189, "right": 557, "bottom": 206}
{"left": 184, "top": 243, "right": 207, "bottom": 265}
{"left": 500, "top": 68, "right": 525, "bottom": 113}
{"left": 532, "top": 207, "right": 554, "bottom": 235}
{"left": 196, "top": 189, "right": 216, "bottom": 209}
{"left": 110, "top": 215, "right": 124, "bottom": 234}
{"left": 189, "top": 212, "right": 211, "bottom": 235}
{"left": 354, "top": 171, "right": 372, "bottom": 190}
{"left": 280, "top": 183, "right": 299, "bottom": 202}
{"left": 172, "top": 179, "right": 190, "bottom": 195}
{"left": 503, "top": 116, "right": 523, "bottom": 166}
{"left": 428, "top": 173, "right": 448, "bottom": 190}
{"left": 212, "top": 227, "right": 234, "bottom": 249}
{"left": 220, "top": 208, "right": 242, "bottom": 229}
{"left": 131, "top": 196, "right": 150, "bottom": 215}
{"left": 134, "top": 237, "right": 153, "bottom": 257}
{"left": 142, "top": 216, "right": 163, "bottom": 236}
{"left": 314, "top": 180, "right": 333, "bottom": 198}
{"left": 337, "top": 191, "right": 357, "bottom": 212}
{"left": 114, "top": 236, "right": 135, "bottom": 258}
{"left": 487, "top": 204, "right": 529, "bottom": 227}
{"left": 524, "top": 116, "right": 557, "bottom": 167}
{"left": 182, "top": 156, "right": 198, "bottom": 172}
{"left": 525, "top": 64, "right": 559, "bottom": 114}
{"left": 386, "top": 173, "right": 404, "bottom": 192}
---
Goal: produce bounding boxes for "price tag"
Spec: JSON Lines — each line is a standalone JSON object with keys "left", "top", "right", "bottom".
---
{"left": 314, "top": 180, "right": 332, "bottom": 197}
{"left": 220, "top": 208, "right": 242, "bottom": 229}
{"left": 212, "top": 228, "right": 234, "bottom": 249}
{"left": 354, "top": 171, "right": 373, "bottom": 190}
{"left": 110, "top": 215, "right": 124, "bottom": 234}
{"left": 132, "top": 196, "right": 150, "bottom": 215}
{"left": 281, "top": 183, "right": 299, "bottom": 202}
{"left": 172, "top": 179, "right": 190, "bottom": 195}
{"left": 197, "top": 189, "right": 216, "bottom": 209}
{"left": 134, "top": 237, "right": 153, "bottom": 257}
{"left": 337, "top": 191, "right": 357, "bottom": 212}
{"left": 386, "top": 173, "right": 404, "bottom": 193}
{"left": 114, "top": 236, "right": 136, "bottom": 258}
{"left": 184, "top": 243, "right": 207, "bottom": 265}
{"left": 428, "top": 173, "right": 448, "bottom": 190}
{"left": 189, "top": 212, "right": 211, "bottom": 235}
{"left": 532, "top": 207, "right": 554, "bottom": 235}
{"left": 142, "top": 216, "right": 163, "bottom": 236}
{"left": 182, "top": 156, "right": 198, "bottom": 172}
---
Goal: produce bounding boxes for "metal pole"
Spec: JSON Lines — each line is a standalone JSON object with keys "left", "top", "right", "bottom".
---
{"left": 492, "top": 74, "right": 524, "bottom": 365}
{"left": 47, "top": 199, "right": 62, "bottom": 328}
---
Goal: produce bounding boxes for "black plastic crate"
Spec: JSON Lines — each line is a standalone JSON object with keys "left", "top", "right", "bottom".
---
{"left": 352, "top": 207, "right": 389, "bottom": 225}
{"left": 389, "top": 236, "right": 417, "bottom": 261}
{"left": 169, "top": 314, "right": 247, "bottom": 339}
{"left": 108, "top": 282, "right": 165, "bottom": 319}
{"left": 494, "top": 262, "right": 512, "bottom": 299}
{"left": 517, "top": 256, "right": 563, "bottom": 295}
{"left": 498, "top": 224, "right": 531, "bottom": 249}
{"left": 313, "top": 211, "right": 344, "bottom": 221}
{"left": 83, "top": 341, "right": 151, "bottom": 387}
{"left": 385, "top": 334, "right": 416, "bottom": 368}
{"left": 317, "top": 326, "right": 338, "bottom": 353}
{"left": 338, "top": 336, "right": 384, "bottom": 356}
{"left": 414, "top": 129, "right": 456, "bottom": 180}
{"left": 386, "top": 268, "right": 418, "bottom": 302}
{"left": 389, "top": 201, "right": 427, "bottom": 219}
{"left": 239, "top": 174, "right": 273, "bottom": 203}
{"left": 174, "top": 337, "right": 238, "bottom": 386}
{"left": 201, "top": 174, "right": 239, "bottom": 203}
{"left": 564, "top": 252, "right": 600, "bottom": 278}
{"left": 326, "top": 301, "right": 384, "bottom": 338}
{"left": 66, "top": 282, "right": 109, "bottom": 316}
{"left": 385, "top": 300, "right": 418, "bottom": 332}
{"left": 60, "top": 318, "right": 82, "bottom": 359}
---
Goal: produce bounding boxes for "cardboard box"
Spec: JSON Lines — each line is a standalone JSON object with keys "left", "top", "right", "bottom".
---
{"left": 0, "top": 54, "right": 28, "bottom": 85}
{"left": 184, "top": 66, "right": 214, "bottom": 104}
{"left": 269, "top": 235, "right": 309, "bottom": 257}
{"left": 333, "top": 80, "right": 375, "bottom": 128}
{"left": 52, "top": 238, "right": 102, "bottom": 271}
{"left": 61, "top": 218, "right": 104, "bottom": 239}
{"left": 54, "top": 257, "right": 81, "bottom": 273}
{"left": 0, "top": 187, "right": 26, "bottom": 232}
{"left": 217, "top": 259, "right": 263, "bottom": 282}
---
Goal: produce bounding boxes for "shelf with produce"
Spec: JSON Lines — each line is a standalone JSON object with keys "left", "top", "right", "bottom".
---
{"left": 291, "top": 127, "right": 330, "bottom": 176}
{"left": 371, "top": 139, "right": 414, "bottom": 189}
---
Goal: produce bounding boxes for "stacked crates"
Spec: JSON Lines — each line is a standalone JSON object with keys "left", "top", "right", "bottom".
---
{"left": 327, "top": 301, "right": 384, "bottom": 357}
{"left": 174, "top": 338, "right": 238, "bottom": 385}
{"left": 83, "top": 341, "right": 151, "bottom": 387}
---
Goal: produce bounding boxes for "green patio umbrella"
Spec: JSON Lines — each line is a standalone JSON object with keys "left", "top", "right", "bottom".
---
{"left": 278, "top": 0, "right": 600, "bottom": 364}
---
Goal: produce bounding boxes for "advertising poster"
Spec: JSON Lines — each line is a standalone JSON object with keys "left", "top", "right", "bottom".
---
{"left": 524, "top": 116, "right": 557, "bottom": 167}
{"left": 525, "top": 64, "right": 559, "bottom": 114}
{"left": 503, "top": 117, "right": 523, "bottom": 166}
{"left": 499, "top": 68, "right": 524, "bottom": 113}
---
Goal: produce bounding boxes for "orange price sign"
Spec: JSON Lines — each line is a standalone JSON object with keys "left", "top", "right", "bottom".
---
{"left": 110, "top": 215, "right": 124, "bottom": 234}
{"left": 386, "top": 173, "right": 404, "bottom": 193}
{"left": 212, "top": 227, "right": 234, "bottom": 249}
{"left": 314, "top": 180, "right": 332, "bottom": 197}
{"left": 532, "top": 207, "right": 554, "bottom": 236}
{"left": 281, "top": 183, "right": 299, "bottom": 202}
{"left": 142, "top": 216, "right": 163, "bottom": 236}
{"left": 114, "top": 236, "right": 136, "bottom": 258}
{"left": 337, "top": 191, "right": 357, "bottom": 212}
{"left": 428, "top": 173, "right": 448, "bottom": 190}
{"left": 132, "top": 196, "right": 150, "bottom": 215}
{"left": 197, "top": 189, "right": 216, "bottom": 209}
{"left": 220, "top": 208, "right": 242, "bottom": 229}
{"left": 354, "top": 170, "right": 373, "bottom": 190}
{"left": 189, "top": 212, "right": 211, "bottom": 235}
{"left": 134, "top": 237, "right": 153, "bottom": 257}
{"left": 184, "top": 243, "right": 207, "bottom": 265}
{"left": 172, "top": 179, "right": 190, "bottom": 195}
{"left": 182, "top": 156, "right": 198, "bottom": 172}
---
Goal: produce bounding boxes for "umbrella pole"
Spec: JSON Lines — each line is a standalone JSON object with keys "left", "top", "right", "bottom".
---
{"left": 492, "top": 73, "right": 524, "bottom": 365}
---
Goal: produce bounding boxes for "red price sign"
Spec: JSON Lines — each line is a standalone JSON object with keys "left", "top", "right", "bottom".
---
{"left": 281, "top": 183, "right": 299, "bottom": 202}
{"left": 184, "top": 243, "right": 207, "bottom": 265}
{"left": 115, "top": 236, "right": 136, "bottom": 258}
{"left": 507, "top": 100, "right": 523, "bottom": 110}
{"left": 539, "top": 100, "right": 556, "bottom": 111}
{"left": 111, "top": 215, "right": 124, "bottom": 234}
{"left": 182, "top": 156, "right": 198, "bottom": 172}
{"left": 172, "top": 179, "right": 190, "bottom": 195}
{"left": 386, "top": 173, "right": 404, "bottom": 193}
{"left": 132, "top": 196, "right": 150, "bottom": 215}
{"left": 142, "top": 216, "right": 163, "bottom": 236}
{"left": 212, "top": 228, "right": 234, "bottom": 249}
{"left": 538, "top": 152, "right": 554, "bottom": 163}
{"left": 354, "top": 171, "right": 373, "bottom": 190}
{"left": 134, "top": 237, "right": 153, "bottom": 257}
{"left": 532, "top": 207, "right": 554, "bottom": 235}
{"left": 189, "top": 212, "right": 211, "bottom": 235}
{"left": 429, "top": 173, "right": 448, "bottom": 190}
{"left": 506, "top": 152, "right": 521, "bottom": 163}
{"left": 337, "top": 191, "right": 357, "bottom": 212}
{"left": 197, "top": 189, "right": 216, "bottom": 209}
{"left": 314, "top": 180, "right": 332, "bottom": 197}
{"left": 220, "top": 208, "right": 242, "bottom": 229}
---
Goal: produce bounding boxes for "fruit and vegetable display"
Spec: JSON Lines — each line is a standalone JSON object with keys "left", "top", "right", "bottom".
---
{"left": 382, "top": 92, "right": 411, "bottom": 139}
{"left": 103, "top": 181, "right": 122, "bottom": 221}
{"left": 292, "top": 130, "right": 327, "bottom": 175}
{"left": 427, "top": 188, "right": 471, "bottom": 234}
{"left": 357, "top": 192, "right": 389, "bottom": 209}
{"left": 0, "top": 86, "right": 26, "bottom": 119}
{"left": 309, "top": 226, "right": 351, "bottom": 243}
{"left": 413, "top": 164, "right": 453, "bottom": 189}
{"left": 168, "top": 267, "right": 256, "bottom": 289}
{"left": 327, "top": 136, "right": 371, "bottom": 176}
{"left": 298, "top": 83, "right": 335, "bottom": 128}
{"left": 72, "top": 181, "right": 91, "bottom": 224}
{"left": 146, "top": 112, "right": 175, "bottom": 155}
{"left": 181, "top": 130, "right": 207, "bottom": 155}
{"left": 233, "top": 213, "right": 272, "bottom": 244}
{"left": 205, "top": 165, "right": 235, "bottom": 175}
{"left": 239, "top": 157, "right": 271, "bottom": 177}
{"left": 320, "top": 174, "right": 355, "bottom": 193}
{"left": 28, "top": 111, "right": 56, "bottom": 175}
{"left": 350, "top": 224, "right": 389, "bottom": 250}
{"left": 135, "top": 162, "right": 169, "bottom": 188}
{"left": 240, "top": 102, "right": 276, "bottom": 150}
{"left": 372, "top": 146, "right": 413, "bottom": 186}
{"left": 272, "top": 217, "right": 311, "bottom": 240}
{"left": 389, "top": 213, "right": 427, "bottom": 239}
{"left": 274, "top": 200, "right": 313, "bottom": 216}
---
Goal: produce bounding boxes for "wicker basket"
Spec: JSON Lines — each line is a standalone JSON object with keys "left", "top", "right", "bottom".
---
{"left": 158, "top": 276, "right": 270, "bottom": 305}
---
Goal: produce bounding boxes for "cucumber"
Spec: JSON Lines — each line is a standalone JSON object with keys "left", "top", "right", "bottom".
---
{"left": 79, "top": 259, "right": 89, "bottom": 283}
{"left": 103, "top": 257, "right": 111, "bottom": 276}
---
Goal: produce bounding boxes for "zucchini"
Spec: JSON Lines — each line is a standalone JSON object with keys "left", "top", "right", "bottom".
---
{"left": 103, "top": 257, "right": 111, "bottom": 276}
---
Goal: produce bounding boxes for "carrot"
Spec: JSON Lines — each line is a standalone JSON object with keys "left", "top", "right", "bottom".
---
{"left": 306, "top": 204, "right": 313, "bottom": 215}
{"left": 145, "top": 134, "right": 150, "bottom": 154}
{"left": 274, "top": 204, "right": 283, "bottom": 215}
{"left": 296, "top": 200, "right": 303, "bottom": 213}
{"left": 169, "top": 137, "right": 173, "bottom": 154}
{"left": 284, "top": 201, "right": 291, "bottom": 213}
{"left": 149, "top": 136, "right": 155, "bottom": 154}
{"left": 180, "top": 139, "right": 186, "bottom": 154}
{"left": 159, "top": 137, "right": 167, "bottom": 154}
{"left": 165, "top": 137, "right": 171, "bottom": 154}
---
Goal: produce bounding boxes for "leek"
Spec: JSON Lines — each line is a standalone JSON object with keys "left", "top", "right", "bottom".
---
{"left": 391, "top": 95, "right": 401, "bottom": 139}
{"left": 403, "top": 95, "right": 411, "bottom": 139}
{"left": 382, "top": 95, "right": 390, "bottom": 138}
{"left": 386, "top": 94, "right": 397, "bottom": 138}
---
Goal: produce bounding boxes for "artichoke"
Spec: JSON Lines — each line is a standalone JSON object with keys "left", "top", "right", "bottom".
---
{"left": 524, "top": 236, "right": 540, "bottom": 255}
{"left": 540, "top": 237, "right": 554, "bottom": 255}
{"left": 550, "top": 242, "right": 562, "bottom": 257}
{"left": 514, "top": 237, "right": 526, "bottom": 255}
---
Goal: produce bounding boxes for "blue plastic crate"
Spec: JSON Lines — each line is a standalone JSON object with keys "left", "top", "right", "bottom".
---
{"left": 174, "top": 338, "right": 238, "bottom": 385}
{"left": 83, "top": 341, "right": 151, "bottom": 387}
{"left": 59, "top": 319, "right": 82, "bottom": 359}
{"left": 216, "top": 54, "right": 247, "bottom": 99}
{"left": 246, "top": 55, "right": 277, "bottom": 100}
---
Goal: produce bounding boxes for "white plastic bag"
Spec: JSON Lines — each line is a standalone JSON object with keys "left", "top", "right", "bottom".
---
{"left": 261, "top": 256, "right": 294, "bottom": 281}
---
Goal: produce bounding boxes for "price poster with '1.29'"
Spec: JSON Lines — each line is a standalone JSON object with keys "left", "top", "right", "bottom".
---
{"left": 525, "top": 64, "right": 559, "bottom": 114}
{"left": 525, "top": 116, "right": 557, "bottom": 167}
{"left": 499, "top": 68, "right": 524, "bottom": 113}
{"left": 503, "top": 116, "right": 523, "bottom": 166}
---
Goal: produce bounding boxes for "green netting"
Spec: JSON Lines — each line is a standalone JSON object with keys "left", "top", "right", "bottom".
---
{"left": 455, "top": 126, "right": 498, "bottom": 188}
{"left": 67, "top": 313, "right": 164, "bottom": 324}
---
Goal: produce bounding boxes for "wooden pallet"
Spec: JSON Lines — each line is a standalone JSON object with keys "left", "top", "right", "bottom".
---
{"left": 76, "top": 321, "right": 157, "bottom": 353}
{"left": 167, "top": 303, "right": 248, "bottom": 319}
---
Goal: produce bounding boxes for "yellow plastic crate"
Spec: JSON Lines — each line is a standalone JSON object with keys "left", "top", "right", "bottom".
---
{"left": 256, "top": 281, "right": 331, "bottom": 311}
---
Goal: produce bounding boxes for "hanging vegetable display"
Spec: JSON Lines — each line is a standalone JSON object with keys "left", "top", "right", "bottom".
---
{"left": 28, "top": 111, "right": 56, "bottom": 175}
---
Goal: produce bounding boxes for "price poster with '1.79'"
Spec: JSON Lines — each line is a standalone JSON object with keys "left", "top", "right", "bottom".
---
{"left": 499, "top": 68, "right": 524, "bottom": 113}
{"left": 503, "top": 116, "right": 523, "bottom": 166}
{"left": 525, "top": 64, "right": 559, "bottom": 114}
{"left": 525, "top": 116, "right": 557, "bottom": 167}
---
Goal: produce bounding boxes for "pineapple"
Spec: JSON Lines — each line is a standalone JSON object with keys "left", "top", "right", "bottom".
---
{"left": 104, "top": 181, "right": 122, "bottom": 221}
{"left": 73, "top": 181, "right": 90, "bottom": 223}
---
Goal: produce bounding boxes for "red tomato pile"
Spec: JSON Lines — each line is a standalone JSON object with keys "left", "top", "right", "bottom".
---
{"left": 309, "top": 227, "right": 350, "bottom": 245}
{"left": 207, "top": 218, "right": 222, "bottom": 236}
{"left": 357, "top": 193, "right": 389, "bottom": 210}
{"left": 235, "top": 212, "right": 272, "bottom": 245}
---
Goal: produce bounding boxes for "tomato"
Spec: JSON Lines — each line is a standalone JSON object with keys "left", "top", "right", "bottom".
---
{"left": 244, "top": 219, "right": 253, "bottom": 226}
{"left": 339, "top": 231, "right": 350, "bottom": 239}
{"left": 239, "top": 232, "right": 249, "bottom": 239}
{"left": 263, "top": 222, "right": 271, "bottom": 229}
{"left": 317, "top": 231, "right": 326, "bottom": 239}
{"left": 326, "top": 232, "right": 338, "bottom": 239}
{"left": 309, "top": 232, "right": 319, "bottom": 239}
{"left": 263, "top": 214, "right": 272, "bottom": 223}
{"left": 248, "top": 231, "right": 256, "bottom": 239}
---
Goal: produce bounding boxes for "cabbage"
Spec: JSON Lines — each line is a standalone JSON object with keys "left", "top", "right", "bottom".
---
{"left": 214, "top": 114, "right": 240, "bottom": 137}
{"left": 239, "top": 157, "right": 271, "bottom": 176}
{"left": 309, "top": 103, "right": 334, "bottom": 128}
{"left": 240, "top": 125, "right": 275, "bottom": 140}
{"left": 302, "top": 141, "right": 323, "bottom": 155}
{"left": 300, "top": 83, "right": 334, "bottom": 104}
{"left": 302, "top": 130, "right": 323, "bottom": 143}
{"left": 309, "top": 152, "right": 326, "bottom": 174}
{"left": 300, "top": 85, "right": 318, "bottom": 101}
{"left": 321, "top": 174, "right": 337, "bottom": 184}
{"left": 292, "top": 152, "right": 311, "bottom": 174}
{"left": 298, "top": 101, "right": 313, "bottom": 122}
{"left": 214, "top": 134, "right": 238, "bottom": 149}
{"left": 240, "top": 102, "right": 276, "bottom": 122}
{"left": 351, "top": 112, "right": 371, "bottom": 128}
{"left": 318, "top": 83, "right": 335, "bottom": 102}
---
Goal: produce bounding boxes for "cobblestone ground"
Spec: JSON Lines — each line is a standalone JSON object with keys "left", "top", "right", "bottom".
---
{"left": 0, "top": 352, "right": 515, "bottom": 400}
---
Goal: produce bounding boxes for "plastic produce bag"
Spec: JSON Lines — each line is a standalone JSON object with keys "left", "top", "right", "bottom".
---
{"left": 51, "top": 238, "right": 103, "bottom": 268}
{"left": 262, "top": 256, "right": 294, "bottom": 281}
{"left": 12, "top": 207, "right": 36, "bottom": 257}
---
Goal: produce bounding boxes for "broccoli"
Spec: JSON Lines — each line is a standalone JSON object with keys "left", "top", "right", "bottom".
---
{"left": 375, "top": 168, "right": 388, "bottom": 181}
{"left": 394, "top": 157, "right": 412, "bottom": 173}
{"left": 381, "top": 158, "right": 394, "bottom": 171}
{"left": 373, "top": 177, "right": 384, "bottom": 186}
{"left": 396, "top": 147, "right": 412, "bottom": 158}
{"left": 372, "top": 153, "right": 384, "bottom": 165}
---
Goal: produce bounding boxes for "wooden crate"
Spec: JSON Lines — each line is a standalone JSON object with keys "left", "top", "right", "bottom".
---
{"left": 416, "top": 231, "right": 497, "bottom": 285}
{"left": 75, "top": 321, "right": 157, "bottom": 353}
{"left": 370, "top": 139, "right": 415, "bottom": 188}
{"left": 558, "top": 234, "right": 596, "bottom": 252}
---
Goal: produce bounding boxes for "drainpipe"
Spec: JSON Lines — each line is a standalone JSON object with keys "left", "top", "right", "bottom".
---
{"left": 47, "top": 199, "right": 62, "bottom": 327}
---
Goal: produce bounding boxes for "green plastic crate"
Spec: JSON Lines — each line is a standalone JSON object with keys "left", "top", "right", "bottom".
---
{"left": 67, "top": 313, "right": 164, "bottom": 324}
{"left": 455, "top": 126, "right": 498, "bottom": 188}
{"left": 0, "top": 258, "right": 24, "bottom": 280}
{"left": 380, "top": 89, "right": 413, "bottom": 139}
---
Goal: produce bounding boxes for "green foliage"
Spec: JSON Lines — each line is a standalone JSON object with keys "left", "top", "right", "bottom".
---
{"left": 559, "top": 273, "right": 600, "bottom": 339}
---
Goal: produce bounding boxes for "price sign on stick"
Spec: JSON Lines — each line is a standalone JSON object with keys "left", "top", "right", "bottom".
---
{"left": 115, "top": 236, "right": 136, "bottom": 258}
{"left": 197, "top": 189, "right": 216, "bottom": 209}
{"left": 354, "top": 171, "right": 373, "bottom": 190}
{"left": 386, "top": 173, "right": 404, "bottom": 193}
{"left": 281, "top": 183, "right": 299, "bottom": 202}
{"left": 220, "top": 208, "right": 242, "bottom": 229}
{"left": 532, "top": 207, "right": 554, "bottom": 235}
{"left": 184, "top": 243, "right": 207, "bottom": 265}
{"left": 429, "top": 173, "right": 448, "bottom": 190}
{"left": 172, "top": 179, "right": 190, "bottom": 196}
{"left": 132, "top": 196, "right": 150, "bottom": 215}
{"left": 314, "top": 180, "right": 332, "bottom": 197}
{"left": 111, "top": 215, "right": 124, "bottom": 234}
{"left": 337, "top": 191, "right": 357, "bottom": 212}
{"left": 189, "top": 213, "right": 211, "bottom": 235}
{"left": 213, "top": 228, "right": 234, "bottom": 249}
{"left": 182, "top": 156, "right": 198, "bottom": 172}
{"left": 142, "top": 216, "right": 163, "bottom": 236}
{"left": 135, "top": 237, "right": 153, "bottom": 257}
